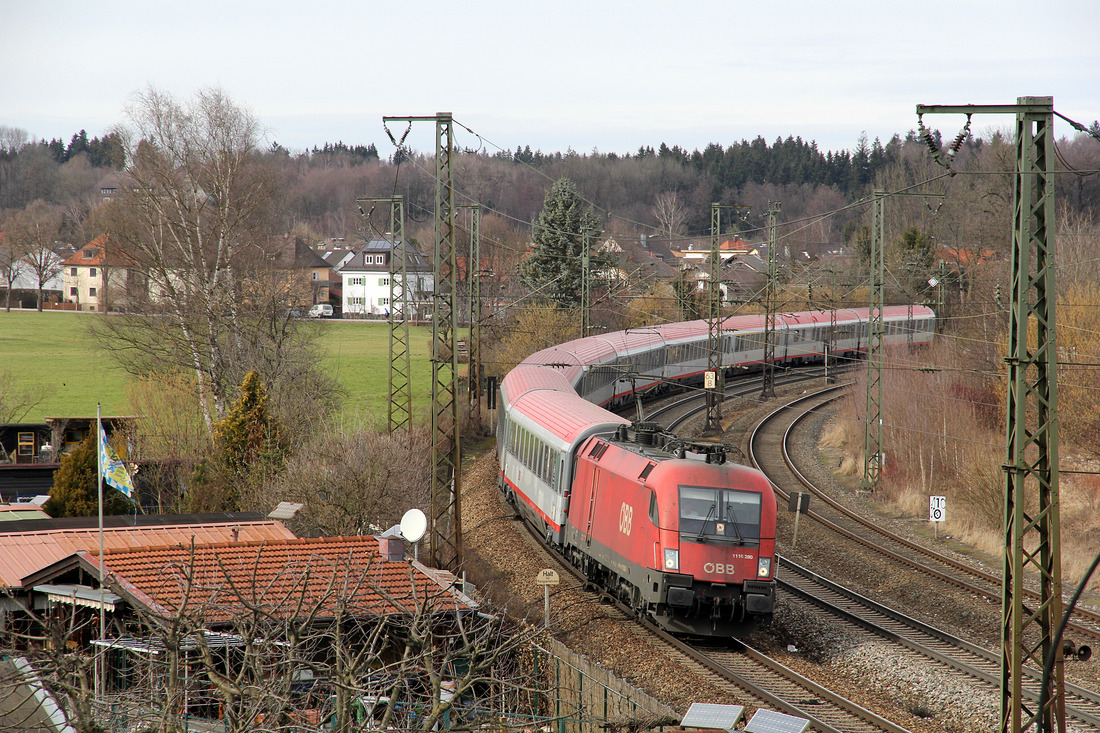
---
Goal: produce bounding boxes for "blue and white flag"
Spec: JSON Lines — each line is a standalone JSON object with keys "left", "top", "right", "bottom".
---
{"left": 99, "top": 427, "right": 134, "bottom": 498}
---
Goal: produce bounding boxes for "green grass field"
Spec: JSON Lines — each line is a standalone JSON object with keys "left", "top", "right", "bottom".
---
{"left": 0, "top": 311, "right": 437, "bottom": 424}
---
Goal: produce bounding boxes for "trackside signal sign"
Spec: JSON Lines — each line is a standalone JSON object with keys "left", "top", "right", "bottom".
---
{"left": 929, "top": 495, "right": 946, "bottom": 522}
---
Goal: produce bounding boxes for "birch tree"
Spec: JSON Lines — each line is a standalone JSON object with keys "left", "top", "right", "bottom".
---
{"left": 93, "top": 86, "right": 336, "bottom": 436}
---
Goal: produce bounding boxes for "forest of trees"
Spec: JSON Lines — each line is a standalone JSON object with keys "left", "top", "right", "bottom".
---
{"left": 4, "top": 118, "right": 1098, "bottom": 266}
{"left": 3, "top": 100, "right": 1100, "bottom": 523}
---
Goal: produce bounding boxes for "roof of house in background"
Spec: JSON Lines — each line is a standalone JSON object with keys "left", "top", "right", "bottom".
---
{"left": 0, "top": 513, "right": 295, "bottom": 588}
{"left": 339, "top": 239, "right": 432, "bottom": 272}
{"left": 78, "top": 535, "right": 475, "bottom": 622}
{"left": 59, "top": 235, "right": 135, "bottom": 268}
{"left": 611, "top": 239, "right": 678, "bottom": 279}
{"left": 274, "top": 237, "right": 330, "bottom": 270}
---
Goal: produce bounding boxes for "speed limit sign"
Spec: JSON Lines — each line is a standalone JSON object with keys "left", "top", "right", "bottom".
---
{"left": 929, "top": 495, "right": 946, "bottom": 522}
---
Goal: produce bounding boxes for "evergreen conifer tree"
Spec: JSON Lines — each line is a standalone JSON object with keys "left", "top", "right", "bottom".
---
{"left": 44, "top": 434, "right": 132, "bottom": 518}
{"left": 520, "top": 178, "right": 604, "bottom": 308}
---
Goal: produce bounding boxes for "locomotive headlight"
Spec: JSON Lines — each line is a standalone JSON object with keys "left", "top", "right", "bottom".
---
{"left": 663, "top": 548, "right": 679, "bottom": 571}
{"left": 757, "top": 557, "right": 772, "bottom": 578}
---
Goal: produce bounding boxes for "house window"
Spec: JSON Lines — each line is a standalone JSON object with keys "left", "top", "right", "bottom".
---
{"left": 17, "top": 432, "right": 35, "bottom": 457}
{"left": 89, "top": 287, "right": 97, "bottom": 297}
{"left": 380, "top": 297, "right": 389, "bottom": 306}
{"left": 348, "top": 296, "right": 365, "bottom": 306}
{"left": 349, "top": 277, "right": 364, "bottom": 286}
{"left": 311, "top": 271, "right": 318, "bottom": 281}
{"left": 379, "top": 278, "right": 389, "bottom": 286}
{"left": 70, "top": 267, "right": 77, "bottom": 276}
{"left": 90, "top": 268, "right": 97, "bottom": 278}
{"left": 70, "top": 287, "right": 78, "bottom": 296}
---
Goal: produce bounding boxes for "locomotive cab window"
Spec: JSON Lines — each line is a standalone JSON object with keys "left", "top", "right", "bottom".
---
{"left": 678, "top": 486, "right": 761, "bottom": 544}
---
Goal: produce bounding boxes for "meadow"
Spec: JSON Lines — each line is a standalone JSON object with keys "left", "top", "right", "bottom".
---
{"left": 0, "top": 311, "right": 436, "bottom": 424}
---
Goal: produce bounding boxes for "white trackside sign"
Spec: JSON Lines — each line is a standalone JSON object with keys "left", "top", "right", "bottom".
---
{"left": 929, "top": 495, "right": 946, "bottom": 523}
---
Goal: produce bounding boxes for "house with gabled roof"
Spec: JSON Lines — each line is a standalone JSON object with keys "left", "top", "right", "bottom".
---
{"left": 338, "top": 238, "right": 433, "bottom": 319}
{"left": 60, "top": 236, "right": 140, "bottom": 312}
{"left": 0, "top": 512, "right": 297, "bottom": 590}
{"left": 7, "top": 530, "right": 480, "bottom": 730}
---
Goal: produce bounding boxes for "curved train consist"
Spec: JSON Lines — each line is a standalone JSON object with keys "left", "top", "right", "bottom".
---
{"left": 497, "top": 306, "right": 936, "bottom": 636}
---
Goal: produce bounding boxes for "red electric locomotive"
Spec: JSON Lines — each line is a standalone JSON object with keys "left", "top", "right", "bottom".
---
{"left": 562, "top": 423, "right": 776, "bottom": 636}
{"left": 498, "top": 306, "right": 935, "bottom": 636}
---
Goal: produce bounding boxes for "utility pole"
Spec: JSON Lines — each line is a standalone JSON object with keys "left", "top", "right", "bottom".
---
{"left": 863, "top": 190, "right": 945, "bottom": 486}
{"left": 761, "top": 202, "right": 781, "bottom": 400}
{"left": 861, "top": 190, "right": 886, "bottom": 491}
{"left": 918, "top": 98, "right": 1063, "bottom": 733}
{"left": 459, "top": 205, "right": 482, "bottom": 418}
{"left": 383, "top": 113, "right": 462, "bottom": 571}
{"left": 581, "top": 227, "right": 592, "bottom": 339}
{"left": 358, "top": 196, "right": 411, "bottom": 434}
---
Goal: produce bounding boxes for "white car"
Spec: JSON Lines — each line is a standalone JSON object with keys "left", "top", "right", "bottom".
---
{"left": 308, "top": 304, "right": 333, "bottom": 318}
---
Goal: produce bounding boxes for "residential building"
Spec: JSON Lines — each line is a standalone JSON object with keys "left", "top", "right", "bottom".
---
{"left": 272, "top": 237, "right": 333, "bottom": 307}
{"left": 60, "top": 236, "right": 138, "bottom": 312}
{"left": 338, "top": 238, "right": 433, "bottom": 318}
{"left": 0, "top": 518, "right": 482, "bottom": 732}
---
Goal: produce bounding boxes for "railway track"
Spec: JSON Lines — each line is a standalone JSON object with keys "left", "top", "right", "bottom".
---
{"left": 746, "top": 386, "right": 1100, "bottom": 648}
{"left": 779, "top": 556, "right": 1100, "bottom": 731}
{"left": 511, "top": 490, "right": 915, "bottom": 733}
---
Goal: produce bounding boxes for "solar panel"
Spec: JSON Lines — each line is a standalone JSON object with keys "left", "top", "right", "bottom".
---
{"left": 268, "top": 502, "right": 304, "bottom": 520}
{"left": 744, "top": 708, "right": 810, "bottom": 733}
{"left": 680, "top": 702, "right": 744, "bottom": 732}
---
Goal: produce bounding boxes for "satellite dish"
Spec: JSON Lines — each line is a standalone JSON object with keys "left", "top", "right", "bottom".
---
{"left": 400, "top": 509, "right": 427, "bottom": 543}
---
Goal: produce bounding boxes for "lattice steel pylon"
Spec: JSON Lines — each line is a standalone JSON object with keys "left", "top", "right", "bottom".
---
{"left": 703, "top": 205, "right": 724, "bottom": 434}
{"left": 761, "top": 202, "right": 781, "bottom": 400}
{"left": 703, "top": 204, "right": 750, "bottom": 435}
{"left": 918, "top": 98, "right": 1064, "bottom": 733}
{"left": 459, "top": 205, "right": 482, "bottom": 417}
{"left": 581, "top": 227, "right": 592, "bottom": 339}
{"left": 861, "top": 190, "right": 886, "bottom": 491}
{"left": 358, "top": 196, "right": 411, "bottom": 434}
{"left": 383, "top": 113, "right": 461, "bottom": 571}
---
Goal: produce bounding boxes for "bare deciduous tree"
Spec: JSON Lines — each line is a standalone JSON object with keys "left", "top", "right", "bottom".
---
{"left": 259, "top": 420, "right": 432, "bottom": 536}
{"left": 652, "top": 191, "right": 687, "bottom": 241}
{"left": 6, "top": 200, "right": 64, "bottom": 311}
{"left": 0, "top": 211, "right": 28, "bottom": 311}
{"left": 92, "top": 86, "right": 337, "bottom": 440}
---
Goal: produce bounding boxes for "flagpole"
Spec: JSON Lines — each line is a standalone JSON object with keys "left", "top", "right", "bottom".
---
{"left": 97, "top": 404, "right": 105, "bottom": 699}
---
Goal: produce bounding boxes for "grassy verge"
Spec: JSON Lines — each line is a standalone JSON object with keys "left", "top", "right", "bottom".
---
{"left": 0, "top": 311, "right": 436, "bottom": 424}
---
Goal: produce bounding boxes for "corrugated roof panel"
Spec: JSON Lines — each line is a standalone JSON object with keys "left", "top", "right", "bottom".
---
{"left": 0, "top": 521, "right": 296, "bottom": 588}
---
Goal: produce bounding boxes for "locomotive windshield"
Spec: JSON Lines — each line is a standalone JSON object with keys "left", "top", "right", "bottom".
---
{"left": 679, "top": 486, "right": 761, "bottom": 543}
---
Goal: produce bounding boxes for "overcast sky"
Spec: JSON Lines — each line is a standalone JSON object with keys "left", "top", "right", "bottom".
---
{"left": 3, "top": 0, "right": 1098, "bottom": 157}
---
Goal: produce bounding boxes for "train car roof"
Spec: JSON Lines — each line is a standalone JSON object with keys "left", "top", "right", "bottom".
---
{"left": 501, "top": 363, "right": 577, "bottom": 397}
{"left": 509, "top": 388, "right": 628, "bottom": 444}
{"left": 882, "top": 304, "right": 935, "bottom": 318}
{"left": 510, "top": 306, "right": 937, "bottom": 388}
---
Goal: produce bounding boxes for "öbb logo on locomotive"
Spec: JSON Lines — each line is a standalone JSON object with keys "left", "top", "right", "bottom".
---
{"left": 618, "top": 503, "right": 633, "bottom": 536}
{"left": 497, "top": 306, "right": 936, "bottom": 637}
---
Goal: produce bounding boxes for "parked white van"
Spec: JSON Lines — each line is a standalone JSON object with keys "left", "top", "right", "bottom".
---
{"left": 308, "top": 304, "right": 333, "bottom": 318}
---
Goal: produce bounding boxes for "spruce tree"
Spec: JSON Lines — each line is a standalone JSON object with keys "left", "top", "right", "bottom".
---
{"left": 520, "top": 178, "right": 604, "bottom": 308}
{"left": 44, "top": 434, "right": 132, "bottom": 518}
{"left": 195, "top": 370, "right": 287, "bottom": 511}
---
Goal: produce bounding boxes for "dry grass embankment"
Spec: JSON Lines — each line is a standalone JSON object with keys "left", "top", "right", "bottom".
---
{"left": 824, "top": 339, "right": 1100, "bottom": 592}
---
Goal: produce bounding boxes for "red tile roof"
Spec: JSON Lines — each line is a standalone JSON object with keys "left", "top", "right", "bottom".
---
{"left": 0, "top": 520, "right": 296, "bottom": 588}
{"left": 92, "top": 536, "right": 473, "bottom": 623}
{"left": 59, "top": 235, "right": 135, "bottom": 268}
